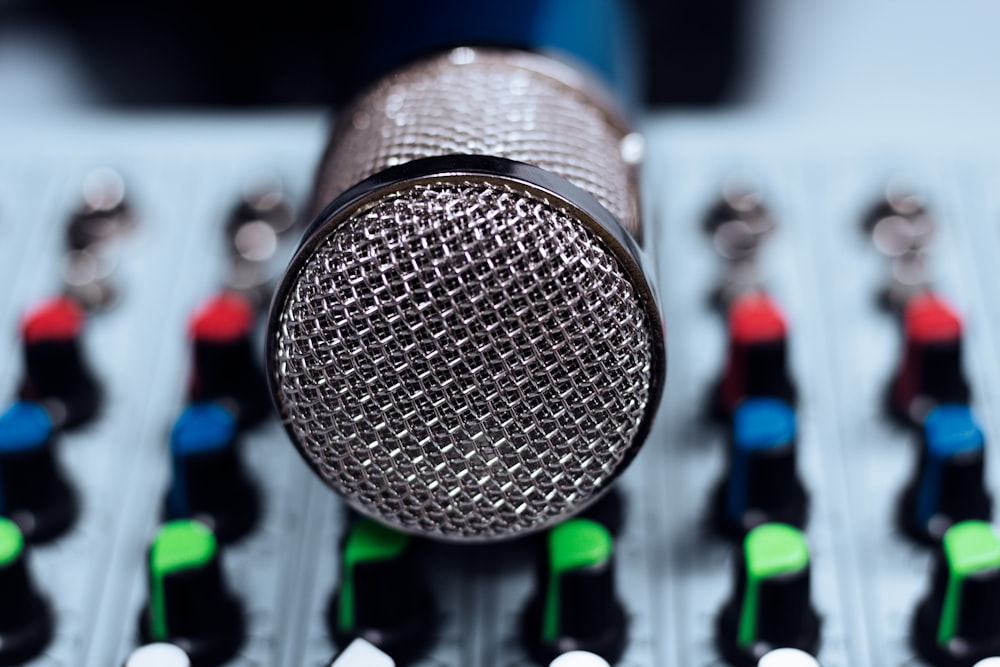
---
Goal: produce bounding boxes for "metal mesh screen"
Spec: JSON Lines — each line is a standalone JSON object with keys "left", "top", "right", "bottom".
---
{"left": 311, "top": 48, "right": 640, "bottom": 238}
{"left": 273, "top": 180, "right": 655, "bottom": 539}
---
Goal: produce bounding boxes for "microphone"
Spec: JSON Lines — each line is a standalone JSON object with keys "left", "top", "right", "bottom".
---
{"left": 267, "top": 45, "right": 665, "bottom": 542}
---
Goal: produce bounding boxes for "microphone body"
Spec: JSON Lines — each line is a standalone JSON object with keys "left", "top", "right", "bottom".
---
{"left": 268, "top": 35, "right": 664, "bottom": 542}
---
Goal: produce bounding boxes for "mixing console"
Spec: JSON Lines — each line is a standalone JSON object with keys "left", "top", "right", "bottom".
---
{"left": 3, "top": 114, "right": 1000, "bottom": 667}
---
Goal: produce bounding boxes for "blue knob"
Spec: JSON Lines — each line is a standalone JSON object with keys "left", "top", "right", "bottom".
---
{"left": 0, "top": 401, "right": 77, "bottom": 542}
{"left": 714, "top": 398, "right": 806, "bottom": 537}
{"left": 166, "top": 403, "right": 259, "bottom": 543}
{"left": 900, "top": 404, "right": 991, "bottom": 544}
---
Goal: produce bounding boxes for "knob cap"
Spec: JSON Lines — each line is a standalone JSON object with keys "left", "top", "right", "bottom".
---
{"left": 19, "top": 296, "right": 101, "bottom": 429}
{"left": 899, "top": 405, "right": 991, "bottom": 544}
{"left": 715, "top": 293, "right": 796, "bottom": 421}
{"left": 714, "top": 398, "right": 807, "bottom": 537}
{"left": 328, "top": 518, "right": 434, "bottom": 664}
{"left": 522, "top": 518, "right": 626, "bottom": 665}
{"left": 188, "top": 292, "right": 270, "bottom": 429}
{"left": 891, "top": 293, "right": 970, "bottom": 425}
{"left": 717, "top": 523, "right": 820, "bottom": 666}
{"left": 758, "top": 648, "right": 821, "bottom": 666}
{"left": 329, "top": 638, "right": 396, "bottom": 667}
{"left": 0, "top": 518, "right": 52, "bottom": 666}
{"left": 913, "top": 521, "right": 1000, "bottom": 666}
{"left": 124, "top": 643, "right": 192, "bottom": 667}
{"left": 165, "top": 403, "right": 259, "bottom": 543}
{"left": 138, "top": 520, "right": 244, "bottom": 667}
{"left": 549, "top": 651, "right": 612, "bottom": 667}
{"left": 0, "top": 401, "right": 78, "bottom": 542}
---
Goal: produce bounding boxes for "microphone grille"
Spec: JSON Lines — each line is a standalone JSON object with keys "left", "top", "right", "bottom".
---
{"left": 311, "top": 48, "right": 640, "bottom": 238}
{"left": 273, "top": 177, "right": 658, "bottom": 540}
{"left": 270, "top": 48, "right": 664, "bottom": 541}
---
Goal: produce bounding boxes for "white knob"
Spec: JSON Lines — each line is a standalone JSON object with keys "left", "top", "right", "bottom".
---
{"left": 124, "top": 643, "right": 191, "bottom": 667}
{"left": 549, "top": 650, "right": 612, "bottom": 667}
{"left": 758, "top": 648, "right": 821, "bottom": 667}
{"left": 329, "top": 638, "right": 396, "bottom": 667}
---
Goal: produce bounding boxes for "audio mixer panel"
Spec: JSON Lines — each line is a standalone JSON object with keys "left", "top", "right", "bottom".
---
{"left": 3, "top": 116, "right": 1000, "bottom": 666}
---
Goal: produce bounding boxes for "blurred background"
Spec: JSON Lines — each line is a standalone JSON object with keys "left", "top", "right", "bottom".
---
{"left": 2, "top": 0, "right": 1000, "bottom": 129}
{"left": 0, "top": 0, "right": 741, "bottom": 110}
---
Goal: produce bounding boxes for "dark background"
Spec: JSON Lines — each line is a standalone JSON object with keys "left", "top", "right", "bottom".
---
{"left": 0, "top": 0, "right": 745, "bottom": 108}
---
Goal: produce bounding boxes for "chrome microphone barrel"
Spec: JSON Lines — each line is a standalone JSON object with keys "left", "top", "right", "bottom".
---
{"left": 267, "top": 48, "right": 665, "bottom": 542}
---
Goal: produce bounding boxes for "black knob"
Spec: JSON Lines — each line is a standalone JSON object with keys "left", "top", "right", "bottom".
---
{"left": 0, "top": 401, "right": 78, "bottom": 542}
{"left": 714, "top": 293, "right": 796, "bottom": 421}
{"left": 123, "top": 643, "right": 192, "bottom": 667}
{"left": 890, "top": 292, "right": 970, "bottom": 426}
{"left": 138, "top": 520, "right": 244, "bottom": 667}
{"left": 187, "top": 292, "right": 270, "bottom": 430}
{"left": 717, "top": 523, "right": 819, "bottom": 666}
{"left": 165, "top": 403, "right": 259, "bottom": 543}
{"left": 913, "top": 521, "right": 1000, "bottom": 666}
{"left": 521, "top": 518, "right": 626, "bottom": 665}
{"left": 328, "top": 638, "right": 396, "bottom": 667}
{"left": 18, "top": 296, "right": 101, "bottom": 429}
{"left": 713, "top": 398, "right": 807, "bottom": 537}
{"left": 899, "top": 404, "right": 991, "bottom": 544}
{"left": 0, "top": 518, "right": 52, "bottom": 666}
{"left": 328, "top": 518, "right": 435, "bottom": 664}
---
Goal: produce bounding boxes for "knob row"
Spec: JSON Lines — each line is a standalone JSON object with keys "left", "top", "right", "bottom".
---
{"left": 0, "top": 288, "right": 271, "bottom": 542}
{"left": 328, "top": 516, "right": 625, "bottom": 666}
{"left": 118, "top": 287, "right": 272, "bottom": 667}
{"left": 711, "top": 288, "right": 989, "bottom": 545}
{"left": 721, "top": 523, "right": 1000, "bottom": 667}
{"left": 0, "top": 295, "right": 106, "bottom": 666}
{"left": 327, "top": 639, "right": 616, "bottom": 667}
{"left": 131, "top": 516, "right": 627, "bottom": 667}
{"left": 712, "top": 519, "right": 1000, "bottom": 667}
{"left": 0, "top": 287, "right": 272, "bottom": 665}
{"left": 0, "top": 296, "right": 102, "bottom": 542}
{"left": 165, "top": 291, "right": 271, "bottom": 543}
{"left": 709, "top": 289, "right": 819, "bottom": 664}
{"left": 710, "top": 292, "right": 809, "bottom": 538}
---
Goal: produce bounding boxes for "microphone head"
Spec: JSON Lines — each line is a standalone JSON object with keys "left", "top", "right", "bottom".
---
{"left": 309, "top": 48, "right": 642, "bottom": 239}
{"left": 267, "top": 50, "right": 665, "bottom": 542}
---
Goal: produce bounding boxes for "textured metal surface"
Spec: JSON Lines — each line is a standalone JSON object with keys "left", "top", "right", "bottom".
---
{"left": 310, "top": 48, "right": 640, "bottom": 239}
{"left": 279, "top": 48, "right": 652, "bottom": 540}
{"left": 273, "top": 177, "right": 656, "bottom": 540}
